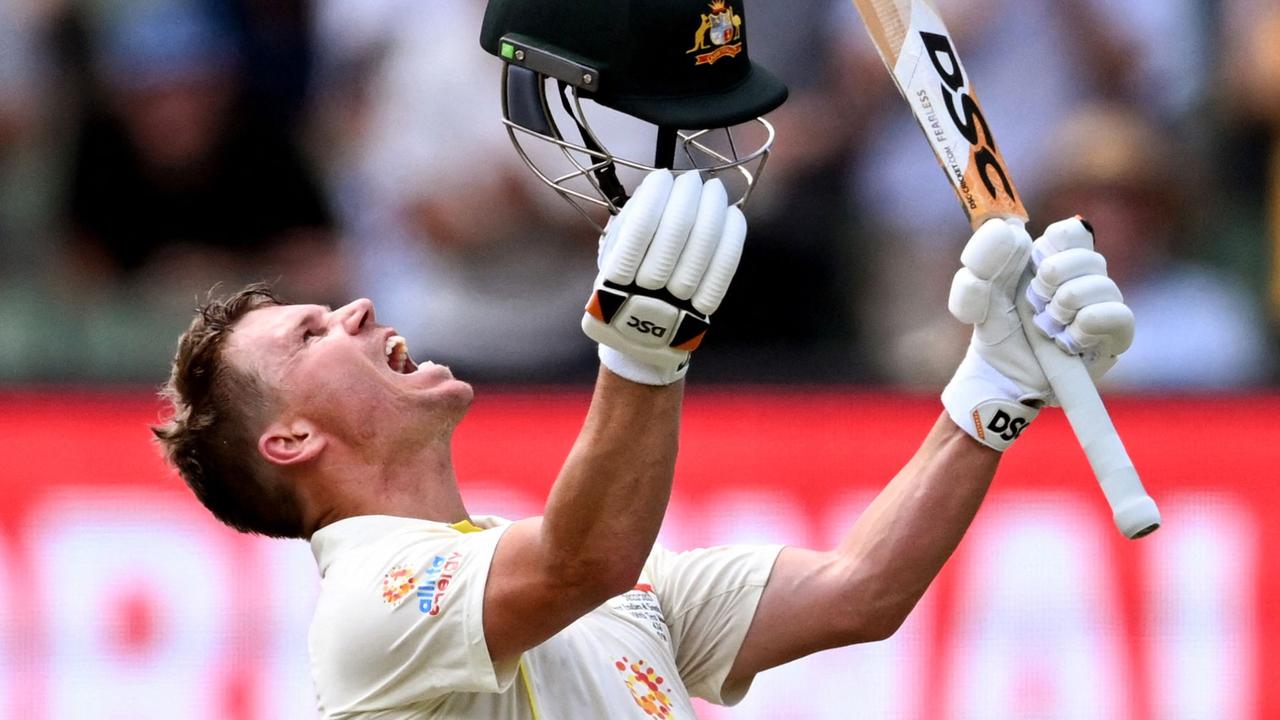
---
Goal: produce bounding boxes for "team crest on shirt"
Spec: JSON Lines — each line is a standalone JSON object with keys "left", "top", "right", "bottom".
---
{"left": 379, "top": 552, "right": 465, "bottom": 615}
{"left": 615, "top": 657, "right": 676, "bottom": 719}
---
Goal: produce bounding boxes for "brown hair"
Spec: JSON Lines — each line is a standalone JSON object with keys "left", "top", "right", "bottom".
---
{"left": 153, "top": 283, "right": 307, "bottom": 538}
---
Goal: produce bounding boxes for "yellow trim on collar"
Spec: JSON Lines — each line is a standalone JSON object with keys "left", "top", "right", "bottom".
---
{"left": 450, "top": 519, "right": 484, "bottom": 534}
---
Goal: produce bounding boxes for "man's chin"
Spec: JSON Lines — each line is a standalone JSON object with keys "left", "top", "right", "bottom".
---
{"left": 430, "top": 377, "right": 475, "bottom": 419}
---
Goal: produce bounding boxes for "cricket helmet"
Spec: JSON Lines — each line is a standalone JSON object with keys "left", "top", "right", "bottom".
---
{"left": 480, "top": 0, "right": 788, "bottom": 226}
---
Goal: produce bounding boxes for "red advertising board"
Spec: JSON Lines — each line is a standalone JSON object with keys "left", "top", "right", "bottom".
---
{"left": 0, "top": 390, "right": 1276, "bottom": 719}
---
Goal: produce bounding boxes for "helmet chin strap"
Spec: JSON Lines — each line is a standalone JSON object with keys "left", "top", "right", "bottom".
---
{"left": 654, "top": 127, "right": 677, "bottom": 171}
{"left": 557, "top": 82, "right": 629, "bottom": 209}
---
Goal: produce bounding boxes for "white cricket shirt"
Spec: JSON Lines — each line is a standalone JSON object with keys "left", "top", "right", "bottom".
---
{"left": 308, "top": 515, "right": 782, "bottom": 719}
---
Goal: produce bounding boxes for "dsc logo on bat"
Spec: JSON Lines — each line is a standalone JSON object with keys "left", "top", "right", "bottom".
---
{"left": 919, "top": 31, "right": 1016, "bottom": 205}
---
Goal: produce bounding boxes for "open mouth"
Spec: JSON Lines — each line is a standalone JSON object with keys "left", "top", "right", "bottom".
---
{"left": 383, "top": 334, "right": 420, "bottom": 374}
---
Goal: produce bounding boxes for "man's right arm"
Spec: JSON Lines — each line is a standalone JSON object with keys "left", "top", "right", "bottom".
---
{"left": 479, "top": 170, "right": 747, "bottom": 665}
{"left": 484, "top": 368, "right": 683, "bottom": 662}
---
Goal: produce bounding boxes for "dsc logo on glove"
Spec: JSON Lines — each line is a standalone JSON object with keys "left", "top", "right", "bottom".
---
{"left": 626, "top": 316, "right": 668, "bottom": 339}
{"left": 986, "top": 410, "right": 1028, "bottom": 442}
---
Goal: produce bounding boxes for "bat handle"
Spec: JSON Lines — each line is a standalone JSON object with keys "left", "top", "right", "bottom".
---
{"left": 1014, "top": 268, "right": 1161, "bottom": 539}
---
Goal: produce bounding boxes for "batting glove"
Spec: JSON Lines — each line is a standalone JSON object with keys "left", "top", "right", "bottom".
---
{"left": 584, "top": 169, "right": 746, "bottom": 385}
{"left": 941, "top": 217, "right": 1135, "bottom": 451}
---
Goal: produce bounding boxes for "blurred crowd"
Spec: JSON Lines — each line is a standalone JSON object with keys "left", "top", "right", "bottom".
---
{"left": 0, "top": 0, "right": 1275, "bottom": 388}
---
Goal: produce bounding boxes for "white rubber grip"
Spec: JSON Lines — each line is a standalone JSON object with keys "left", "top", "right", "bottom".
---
{"left": 1015, "top": 269, "right": 1161, "bottom": 539}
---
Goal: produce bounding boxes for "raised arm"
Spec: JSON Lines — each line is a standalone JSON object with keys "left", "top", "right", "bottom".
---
{"left": 728, "top": 412, "right": 996, "bottom": 678}
{"left": 483, "top": 170, "right": 747, "bottom": 664}
{"left": 728, "top": 218, "right": 1137, "bottom": 683}
{"left": 483, "top": 370, "right": 682, "bottom": 663}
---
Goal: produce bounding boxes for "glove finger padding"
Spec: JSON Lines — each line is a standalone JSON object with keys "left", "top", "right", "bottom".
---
{"left": 950, "top": 219, "right": 1032, "bottom": 346}
{"left": 584, "top": 169, "right": 741, "bottom": 385}
{"left": 602, "top": 170, "right": 673, "bottom": 284}
{"left": 635, "top": 171, "right": 702, "bottom": 290}
{"left": 948, "top": 267, "right": 991, "bottom": 325}
{"left": 690, "top": 206, "right": 746, "bottom": 315}
{"left": 961, "top": 219, "right": 1032, "bottom": 281}
{"left": 1064, "top": 301, "right": 1134, "bottom": 356}
{"left": 1042, "top": 274, "right": 1123, "bottom": 328}
{"left": 1031, "top": 216, "right": 1095, "bottom": 266}
{"left": 666, "top": 179, "right": 728, "bottom": 300}
{"left": 1026, "top": 217, "right": 1135, "bottom": 367}
{"left": 1028, "top": 247, "right": 1107, "bottom": 312}
{"left": 1024, "top": 218, "right": 1098, "bottom": 400}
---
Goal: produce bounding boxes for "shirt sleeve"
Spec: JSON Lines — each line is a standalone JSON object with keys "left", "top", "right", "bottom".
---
{"left": 644, "top": 543, "right": 784, "bottom": 706}
{"left": 310, "top": 525, "right": 519, "bottom": 715}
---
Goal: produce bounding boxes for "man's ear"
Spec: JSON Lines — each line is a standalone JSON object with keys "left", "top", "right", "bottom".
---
{"left": 259, "top": 420, "right": 327, "bottom": 467}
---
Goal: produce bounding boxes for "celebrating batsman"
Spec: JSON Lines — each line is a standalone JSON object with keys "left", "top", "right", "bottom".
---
{"left": 154, "top": 0, "right": 1136, "bottom": 717}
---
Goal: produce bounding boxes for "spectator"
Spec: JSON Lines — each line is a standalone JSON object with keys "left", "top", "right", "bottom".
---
{"left": 0, "top": 0, "right": 52, "bottom": 255}
{"left": 1220, "top": 0, "right": 1280, "bottom": 376}
{"left": 65, "top": 0, "right": 340, "bottom": 303}
{"left": 1036, "top": 104, "right": 1271, "bottom": 389}
{"left": 0, "top": 1, "right": 66, "bottom": 379}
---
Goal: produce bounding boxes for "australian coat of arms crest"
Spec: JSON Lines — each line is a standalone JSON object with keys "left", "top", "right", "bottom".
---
{"left": 688, "top": 0, "right": 743, "bottom": 65}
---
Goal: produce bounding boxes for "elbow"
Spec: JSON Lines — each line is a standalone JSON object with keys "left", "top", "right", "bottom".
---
{"left": 588, "top": 556, "right": 645, "bottom": 599}
{"left": 855, "top": 610, "right": 908, "bottom": 643}
{"left": 830, "top": 561, "right": 919, "bottom": 644}
{"left": 557, "top": 553, "right": 644, "bottom": 604}
{"left": 832, "top": 591, "right": 909, "bottom": 643}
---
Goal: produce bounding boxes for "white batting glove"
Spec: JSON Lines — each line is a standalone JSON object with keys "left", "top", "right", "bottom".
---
{"left": 941, "top": 217, "right": 1135, "bottom": 451}
{"left": 584, "top": 169, "right": 746, "bottom": 385}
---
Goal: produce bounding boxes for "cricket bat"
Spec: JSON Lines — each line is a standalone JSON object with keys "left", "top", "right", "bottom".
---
{"left": 850, "top": 0, "right": 1161, "bottom": 538}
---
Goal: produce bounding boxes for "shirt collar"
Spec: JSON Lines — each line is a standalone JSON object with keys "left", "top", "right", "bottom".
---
{"left": 309, "top": 514, "right": 502, "bottom": 574}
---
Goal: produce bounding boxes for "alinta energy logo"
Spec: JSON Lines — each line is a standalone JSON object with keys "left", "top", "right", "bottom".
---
{"left": 687, "top": 0, "right": 742, "bottom": 66}
{"left": 615, "top": 657, "right": 676, "bottom": 719}
{"left": 379, "top": 553, "right": 463, "bottom": 615}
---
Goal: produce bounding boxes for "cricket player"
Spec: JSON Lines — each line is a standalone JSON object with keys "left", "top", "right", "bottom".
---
{"left": 154, "top": 1, "right": 1137, "bottom": 717}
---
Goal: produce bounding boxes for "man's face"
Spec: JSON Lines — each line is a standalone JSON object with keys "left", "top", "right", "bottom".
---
{"left": 226, "top": 299, "right": 474, "bottom": 456}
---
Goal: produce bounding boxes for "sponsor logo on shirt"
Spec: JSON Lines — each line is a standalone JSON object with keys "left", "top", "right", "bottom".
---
{"left": 610, "top": 583, "right": 669, "bottom": 642}
{"left": 416, "top": 551, "right": 463, "bottom": 616}
{"left": 615, "top": 657, "right": 676, "bottom": 719}
{"left": 381, "top": 565, "right": 417, "bottom": 606}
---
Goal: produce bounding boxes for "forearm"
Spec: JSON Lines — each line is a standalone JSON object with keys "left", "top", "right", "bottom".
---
{"left": 833, "top": 411, "right": 998, "bottom": 631}
{"left": 539, "top": 366, "right": 683, "bottom": 589}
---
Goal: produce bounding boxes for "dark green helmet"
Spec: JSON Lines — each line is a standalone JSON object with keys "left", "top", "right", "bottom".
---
{"left": 480, "top": 0, "right": 788, "bottom": 222}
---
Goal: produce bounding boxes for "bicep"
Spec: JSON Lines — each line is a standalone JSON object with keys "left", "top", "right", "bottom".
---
{"left": 725, "top": 546, "right": 870, "bottom": 685}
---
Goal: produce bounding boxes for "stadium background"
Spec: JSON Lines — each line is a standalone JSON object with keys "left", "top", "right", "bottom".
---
{"left": 0, "top": 0, "right": 1277, "bottom": 717}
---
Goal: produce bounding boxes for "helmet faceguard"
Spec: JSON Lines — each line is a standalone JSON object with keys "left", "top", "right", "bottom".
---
{"left": 481, "top": 0, "right": 788, "bottom": 229}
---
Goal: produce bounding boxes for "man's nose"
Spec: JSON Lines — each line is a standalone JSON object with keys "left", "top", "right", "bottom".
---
{"left": 333, "top": 298, "right": 375, "bottom": 334}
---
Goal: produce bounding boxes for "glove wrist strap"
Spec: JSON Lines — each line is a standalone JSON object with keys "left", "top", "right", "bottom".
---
{"left": 942, "top": 349, "right": 1039, "bottom": 452}
{"left": 599, "top": 345, "right": 687, "bottom": 386}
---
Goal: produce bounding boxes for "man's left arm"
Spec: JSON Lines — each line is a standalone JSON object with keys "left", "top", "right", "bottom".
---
{"left": 727, "top": 217, "right": 1135, "bottom": 686}
{"left": 727, "top": 412, "right": 995, "bottom": 682}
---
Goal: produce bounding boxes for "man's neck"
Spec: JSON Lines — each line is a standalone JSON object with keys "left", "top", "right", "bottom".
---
{"left": 304, "top": 441, "right": 470, "bottom": 535}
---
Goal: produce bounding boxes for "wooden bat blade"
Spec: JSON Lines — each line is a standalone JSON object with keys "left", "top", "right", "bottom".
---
{"left": 850, "top": 0, "right": 1026, "bottom": 229}
{"left": 854, "top": 0, "right": 913, "bottom": 61}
